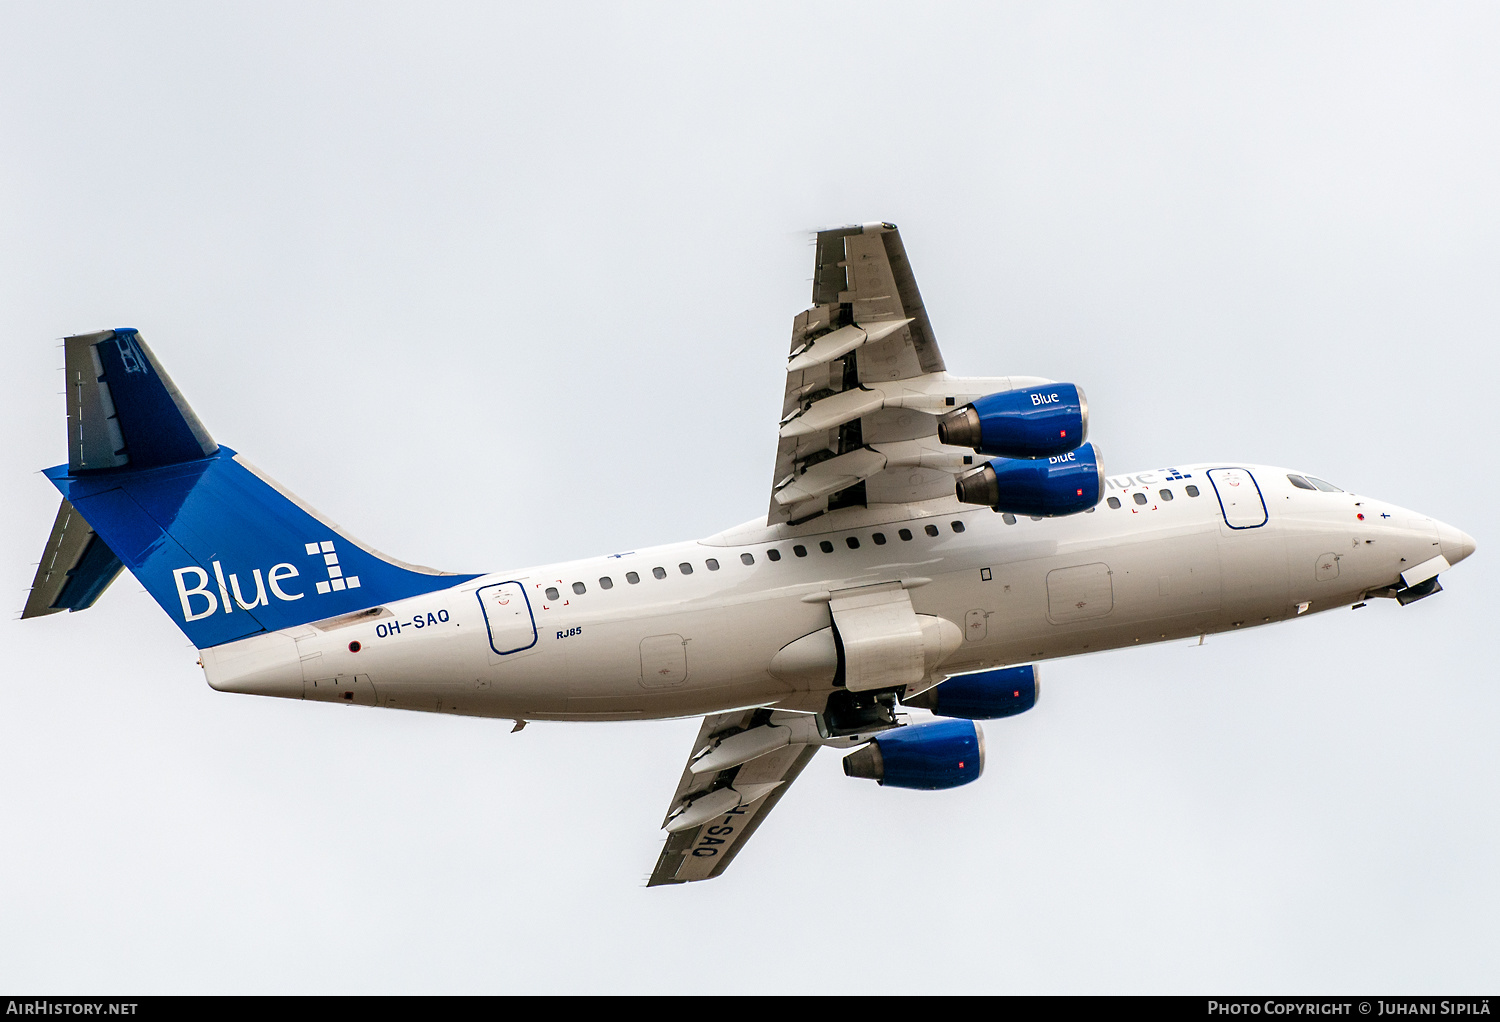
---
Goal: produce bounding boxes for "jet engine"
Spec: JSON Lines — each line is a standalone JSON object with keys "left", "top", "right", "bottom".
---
{"left": 937, "top": 383, "right": 1088, "bottom": 459}
{"left": 903, "top": 665, "right": 1039, "bottom": 719}
{"left": 841, "top": 718, "right": 984, "bottom": 790}
{"left": 954, "top": 443, "right": 1104, "bottom": 516}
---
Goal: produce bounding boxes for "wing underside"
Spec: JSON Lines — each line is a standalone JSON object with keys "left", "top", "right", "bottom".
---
{"left": 647, "top": 709, "right": 821, "bottom": 886}
{"left": 650, "top": 224, "right": 1046, "bottom": 884}
{"left": 769, "top": 223, "right": 1044, "bottom": 525}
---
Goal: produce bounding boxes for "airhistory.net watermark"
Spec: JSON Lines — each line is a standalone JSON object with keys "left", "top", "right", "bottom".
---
{"left": 5, "top": 1003, "right": 138, "bottom": 1016}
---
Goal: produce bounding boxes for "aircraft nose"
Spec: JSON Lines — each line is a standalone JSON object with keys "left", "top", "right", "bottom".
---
{"left": 1437, "top": 522, "right": 1477, "bottom": 566}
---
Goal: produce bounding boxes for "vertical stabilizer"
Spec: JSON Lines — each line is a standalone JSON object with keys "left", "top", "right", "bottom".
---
{"left": 29, "top": 330, "right": 479, "bottom": 646}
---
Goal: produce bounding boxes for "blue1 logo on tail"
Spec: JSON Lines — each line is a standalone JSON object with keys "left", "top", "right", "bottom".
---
{"left": 171, "top": 540, "right": 361, "bottom": 622}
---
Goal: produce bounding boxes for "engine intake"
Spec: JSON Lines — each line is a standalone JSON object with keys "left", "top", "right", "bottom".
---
{"left": 903, "top": 665, "right": 1039, "bottom": 719}
{"left": 937, "top": 383, "right": 1088, "bottom": 459}
{"left": 842, "top": 718, "right": 985, "bottom": 790}
{"left": 954, "top": 443, "right": 1104, "bottom": 516}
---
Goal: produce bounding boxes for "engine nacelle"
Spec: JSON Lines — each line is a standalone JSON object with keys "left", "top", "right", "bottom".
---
{"left": 954, "top": 443, "right": 1104, "bottom": 516}
{"left": 903, "top": 665, "right": 1039, "bottom": 720}
{"left": 841, "top": 718, "right": 984, "bottom": 790}
{"left": 937, "top": 383, "right": 1088, "bottom": 459}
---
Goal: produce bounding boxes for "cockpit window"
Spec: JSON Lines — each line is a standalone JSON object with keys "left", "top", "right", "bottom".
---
{"left": 1289, "top": 473, "right": 1343, "bottom": 492}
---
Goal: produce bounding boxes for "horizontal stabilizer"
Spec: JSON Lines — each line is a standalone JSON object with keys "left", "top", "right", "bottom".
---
{"left": 22, "top": 499, "right": 125, "bottom": 618}
{"left": 65, "top": 328, "right": 217, "bottom": 473}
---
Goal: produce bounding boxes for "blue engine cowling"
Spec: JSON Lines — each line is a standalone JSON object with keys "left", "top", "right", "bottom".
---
{"left": 937, "top": 383, "right": 1088, "bottom": 459}
{"left": 903, "top": 665, "right": 1039, "bottom": 720}
{"left": 841, "top": 719, "right": 985, "bottom": 790}
{"left": 954, "top": 443, "right": 1104, "bottom": 516}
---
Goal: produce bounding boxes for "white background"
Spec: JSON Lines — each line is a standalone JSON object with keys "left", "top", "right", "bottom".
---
{"left": 2, "top": 2, "right": 1496, "bottom": 993}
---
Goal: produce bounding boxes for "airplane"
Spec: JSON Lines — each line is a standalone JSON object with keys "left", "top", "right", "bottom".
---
{"left": 23, "top": 222, "right": 1476, "bottom": 886}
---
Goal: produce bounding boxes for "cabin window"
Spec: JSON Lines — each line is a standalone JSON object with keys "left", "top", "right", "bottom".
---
{"left": 1185, "top": 485, "right": 1200, "bottom": 497}
{"left": 652, "top": 567, "right": 667, "bottom": 580}
{"left": 951, "top": 521, "right": 965, "bottom": 533}
{"left": 1159, "top": 489, "right": 1174, "bottom": 501}
{"left": 1002, "top": 513, "right": 1017, "bottom": 525}
{"left": 1288, "top": 474, "right": 1317, "bottom": 491}
{"left": 793, "top": 545, "right": 808, "bottom": 557}
{"left": 740, "top": 553, "right": 754, "bottom": 565}
{"left": 1133, "top": 492, "right": 1148, "bottom": 505}
{"left": 899, "top": 529, "right": 913, "bottom": 541}
{"left": 767, "top": 549, "right": 781, "bottom": 562}
{"left": 1030, "top": 516, "right": 1043, "bottom": 522}
{"left": 626, "top": 571, "right": 640, "bottom": 584}
{"left": 819, "top": 541, "right": 834, "bottom": 553}
{"left": 925, "top": 524, "right": 940, "bottom": 537}
{"left": 572, "top": 582, "right": 586, "bottom": 595}
{"left": 1107, "top": 497, "right": 1121, "bottom": 509}
{"left": 872, "top": 533, "right": 887, "bottom": 545}
{"left": 846, "top": 536, "right": 860, "bottom": 549}
{"left": 679, "top": 562, "right": 693, "bottom": 575}
{"left": 599, "top": 577, "right": 613, "bottom": 590}
{"left": 545, "top": 587, "right": 559, "bottom": 601}
{"left": 705, "top": 558, "right": 719, "bottom": 571}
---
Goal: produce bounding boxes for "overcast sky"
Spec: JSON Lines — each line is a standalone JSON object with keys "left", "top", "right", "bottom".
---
{"left": 2, "top": 2, "right": 1497, "bottom": 994}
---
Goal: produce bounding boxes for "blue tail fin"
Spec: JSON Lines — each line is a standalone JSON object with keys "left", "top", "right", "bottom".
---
{"left": 30, "top": 329, "right": 477, "bottom": 647}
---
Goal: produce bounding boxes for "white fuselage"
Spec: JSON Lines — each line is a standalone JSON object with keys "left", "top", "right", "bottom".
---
{"left": 201, "top": 463, "right": 1470, "bottom": 721}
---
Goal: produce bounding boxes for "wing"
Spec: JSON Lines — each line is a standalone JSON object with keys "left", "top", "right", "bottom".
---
{"left": 646, "top": 709, "right": 821, "bottom": 886}
{"left": 769, "top": 222, "right": 1045, "bottom": 525}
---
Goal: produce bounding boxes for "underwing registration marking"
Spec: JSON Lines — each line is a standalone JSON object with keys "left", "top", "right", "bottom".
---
{"left": 691, "top": 805, "right": 750, "bottom": 858}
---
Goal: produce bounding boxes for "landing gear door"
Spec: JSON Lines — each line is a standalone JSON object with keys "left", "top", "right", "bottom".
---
{"left": 476, "top": 582, "right": 538, "bottom": 659}
{"left": 829, "top": 584, "right": 927, "bottom": 693}
{"left": 1208, "top": 468, "right": 1268, "bottom": 529}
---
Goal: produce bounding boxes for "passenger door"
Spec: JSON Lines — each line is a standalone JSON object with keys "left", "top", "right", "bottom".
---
{"left": 1208, "top": 468, "right": 1268, "bottom": 529}
{"left": 476, "top": 581, "right": 538, "bottom": 659}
